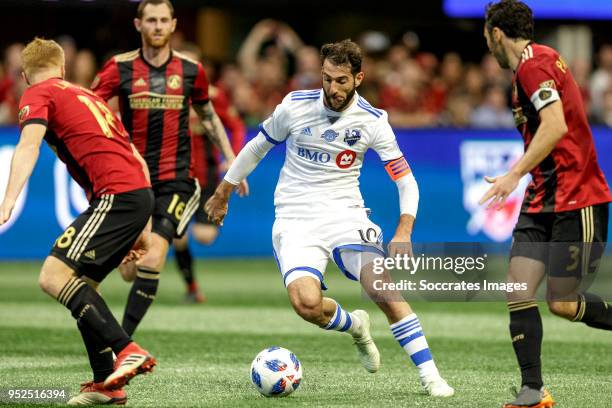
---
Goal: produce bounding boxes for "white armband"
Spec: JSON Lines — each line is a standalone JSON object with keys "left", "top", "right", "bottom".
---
{"left": 224, "top": 132, "right": 274, "bottom": 185}
{"left": 395, "top": 172, "right": 419, "bottom": 217}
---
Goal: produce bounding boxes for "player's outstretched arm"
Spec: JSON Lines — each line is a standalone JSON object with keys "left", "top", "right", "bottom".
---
{"left": 479, "top": 100, "right": 567, "bottom": 210}
{"left": 386, "top": 158, "right": 419, "bottom": 258}
{"left": 0, "top": 124, "right": 45, "bottom": 225}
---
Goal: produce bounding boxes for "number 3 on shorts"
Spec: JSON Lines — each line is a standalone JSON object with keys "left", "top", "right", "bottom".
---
{"left": 167, "top": 194, "right": 185, "bottom": 220}
{"left": 56, "top": 226, "right": 77, "bottom": 249}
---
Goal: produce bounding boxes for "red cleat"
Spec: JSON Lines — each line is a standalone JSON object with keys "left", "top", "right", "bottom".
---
{"left": 185, "top": 282, "right": 207, "bottom": 304}
{"left": 503, "top": 387, "right": 555, "bottom": 408}
{"left": 103, "top": 342, "right": 156, "bottom": 390}
{"left": 67, "top": 381, "right": 127, "bottom": 405}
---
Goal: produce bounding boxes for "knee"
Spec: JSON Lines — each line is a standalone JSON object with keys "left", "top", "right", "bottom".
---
{"left": 173, "top": 236, "right": 188, "bottom": 251}
{"left": 39, "top": 262, "right": 65, "bottom": 297}
{"left": 548, "top": 301, "right": 576, "bottom": 319}
{"left": 38, "top": 267, "right": 54, "bottom": 296}
{"left": 193, "top": 225, "right": 219, "bottom": 245}
{"left": 119, "top": 263, "right": 137, "bottom": 282}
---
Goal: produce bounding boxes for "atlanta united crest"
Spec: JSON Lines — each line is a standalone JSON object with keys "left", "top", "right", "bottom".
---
{"left": 167, "top": 74, "right": 182, "bottom": 90}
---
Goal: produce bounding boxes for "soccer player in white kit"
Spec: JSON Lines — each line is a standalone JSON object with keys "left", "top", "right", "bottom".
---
{"left": 206, "top": 39, "right": 454, "bottom": 397}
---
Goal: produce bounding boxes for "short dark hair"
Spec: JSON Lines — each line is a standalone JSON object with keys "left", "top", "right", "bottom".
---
{"left": 485, "top": 0, "right": 534, "bottom": 40}
{"left": 320, "top": 39, "right": 362, "bottom": 75}
{"left": 137, "top": 0, "right": 175, "bottom": 19}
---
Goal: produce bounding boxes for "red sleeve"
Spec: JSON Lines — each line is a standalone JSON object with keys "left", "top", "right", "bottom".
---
{"left": 517, "top": 54, "right": 564, "bottom": 112}
{"left": 91, "top": 57, "right": 120, "bottom": 101}
{"left": 18, "top": 85, "right": 52, "bottom": 129}
{"left": 191, "top": 62, "right": 210, "bottom": 104}
{"left": 211, "top": 88, "right": 246, "bottom": 154}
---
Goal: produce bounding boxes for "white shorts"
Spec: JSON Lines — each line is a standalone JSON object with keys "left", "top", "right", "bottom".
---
{"left": 272, "top": 209, "right": 385, "bottom": 289}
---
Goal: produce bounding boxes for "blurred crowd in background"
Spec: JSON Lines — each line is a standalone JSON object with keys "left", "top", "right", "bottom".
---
{"left": 2, "top": 19, "right": 612, "bottom": 129}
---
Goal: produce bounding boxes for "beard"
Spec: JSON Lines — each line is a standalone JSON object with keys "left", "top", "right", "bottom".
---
{"left": 143, "top": 31, "right": 171, "bottom": 49}
{"left": 492, "top": 42, "right": 510, "bottom": 69}
{"left": 324, "top": 85, "right": 356, "bottom": 112}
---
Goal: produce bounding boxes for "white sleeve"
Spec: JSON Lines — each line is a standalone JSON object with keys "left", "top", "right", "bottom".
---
{"left": 369, "top": 112, "right": 403, "bottom": 162}
{"left": 369, "top": 113, "right": 418, "bottom": 216}
{"left": 224, "top": 133, "right": 274, "bottom": 185}
{"left": 259, "top": 96, "right": 291, "bottom": 145}
{"left": 395, "top": 172, "right": 419, "bottom": 217}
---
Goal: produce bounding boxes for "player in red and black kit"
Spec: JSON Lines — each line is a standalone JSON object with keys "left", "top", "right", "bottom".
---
{"left": 172, "top": 47, "right": 248, "bottom": 303}
{"left": 92, "top": 0, "right": 246, "bottom": 337}
{"left": 0, "top": 38, "right": 157, "bottom": 405}
{"left": 481, "top": 2, "right": 612, "bottom": 407}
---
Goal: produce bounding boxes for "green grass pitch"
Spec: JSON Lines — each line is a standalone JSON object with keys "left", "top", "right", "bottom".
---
{"left": 0, "top": 259, "right": 610, "bottom": 407}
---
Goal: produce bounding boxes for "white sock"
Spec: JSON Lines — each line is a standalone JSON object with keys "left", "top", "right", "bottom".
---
{"left": 390, "top": 313, "right": 439, "bottom": 380}
{"left": 323, "top": 301, "right": 361, "bottom": 335}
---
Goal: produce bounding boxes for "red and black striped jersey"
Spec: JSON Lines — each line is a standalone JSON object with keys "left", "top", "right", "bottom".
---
{"left": 512, "top": 42, "right": 611, "bottom": 213}
{"left": 92, "top": 49, "right": 209, "bottom": 185}
{"left": 18, "top": 78, "right": 150, "bottom": 199}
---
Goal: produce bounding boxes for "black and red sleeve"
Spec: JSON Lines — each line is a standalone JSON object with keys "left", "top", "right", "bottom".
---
{"left": 18, "top": 85, "right": 51, "bottom": 130}
{"left": 91, "top": 57, "right": 120, "bottom": 101}
{"left": 517, "top": 55, "right": 564, "bottom": 112}
{"left": 191, "top": 62, "right": 210, "bottom": 104}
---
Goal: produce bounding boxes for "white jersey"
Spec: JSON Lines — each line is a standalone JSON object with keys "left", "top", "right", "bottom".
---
{"left": 261, "top": 89, "right": 403, "bottom": 218}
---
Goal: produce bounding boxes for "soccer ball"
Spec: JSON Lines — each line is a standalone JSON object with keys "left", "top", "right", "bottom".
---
{"left": 250, "top": 346, "right": 302, "bottom": 397}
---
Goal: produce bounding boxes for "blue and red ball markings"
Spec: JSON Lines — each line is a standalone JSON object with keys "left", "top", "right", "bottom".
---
{"left": 265, "top": 359, "right": 288, "bottom": 372}
{"left": 270, "top": 378, "right": 287, "bottom": 395}
{"left": 289, "top": 352, "right": 300, "bottom": 371}
{"left": 251, "top": 368, "right": 262, "bottom": 388}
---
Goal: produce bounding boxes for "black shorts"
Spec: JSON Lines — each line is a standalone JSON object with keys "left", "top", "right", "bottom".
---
{"left": 152, "top": 179, "right": 201, "bottom": 242}
{"left": 193, "top": 184, "right": 216, "bottom": 225}
{"left": 50, "top": 188, "right": 154, "bottom": 283}
{"left": 510, "top": 203, "right": 609, "bottom": 277}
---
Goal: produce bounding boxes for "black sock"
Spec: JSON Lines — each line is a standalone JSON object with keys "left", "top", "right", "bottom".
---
{"left": 122, "top": 267, "right": 160, "bottom": 336}
{"left": 58, "top": 277, "right": 131, "bottom": 354}
{"left": 175, "top": 246, "right": 194, "bottom": 285}
{"left": 77, "top": 320, "right": 114, "bottom": 383}
{"left": 508, "top": 301, "right": 543, "bottom": 389}
{"left": 574, "top": 293, "right": 612, "bottom": 330}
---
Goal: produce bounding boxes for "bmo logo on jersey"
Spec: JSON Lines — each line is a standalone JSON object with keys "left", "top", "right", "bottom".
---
{"left": 336, "top": 150, "right": 357, "bottom": 169}
{"left": 297, "top": 147, "right": 331, "bottom": 163}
